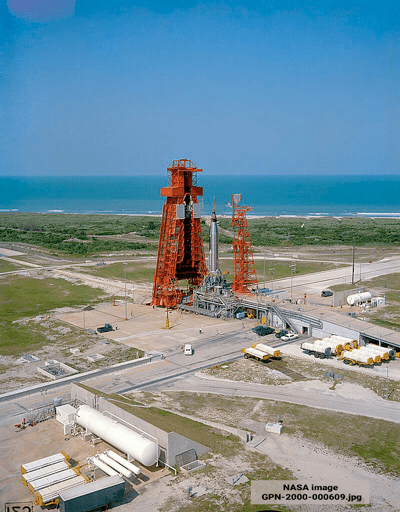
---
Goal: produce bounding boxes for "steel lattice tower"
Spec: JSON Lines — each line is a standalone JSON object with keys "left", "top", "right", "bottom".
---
{"left": 231, "top": 193, "right": 258, "bottom": 293}
{"left": 152, "top": 159, "right": 207, "bottom": 308}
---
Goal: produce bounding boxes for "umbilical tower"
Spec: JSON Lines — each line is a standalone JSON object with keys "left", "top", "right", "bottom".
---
{"left": 231, "top": 193, "right": 258, "bottom": 293}
{"left": 152, "top": 159, "right": 207, "bottom": 308}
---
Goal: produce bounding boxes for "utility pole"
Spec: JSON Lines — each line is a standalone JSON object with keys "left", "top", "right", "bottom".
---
{"left": 263, "top": 251, "right": 266, "bottom": 289}
{"left": 124, "top": 263, "right": 127, "bottom": 321}
{"left": 386, "top": 365, "right": 389, "bottom": 400}
{"left": 289, "top": 262, "right": 296, "bottom": 304}
{"left": 269, "top": 268, "right": 275, "bottom": 303}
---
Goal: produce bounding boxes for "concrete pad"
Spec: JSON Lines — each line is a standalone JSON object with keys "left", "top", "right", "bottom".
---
{"left": 57, "top": 303, "right": 250, "bottom": 353}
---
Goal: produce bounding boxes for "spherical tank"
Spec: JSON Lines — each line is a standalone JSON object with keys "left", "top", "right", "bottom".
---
{"left": 76, "top": 405, "right": 159, "bottom": 466}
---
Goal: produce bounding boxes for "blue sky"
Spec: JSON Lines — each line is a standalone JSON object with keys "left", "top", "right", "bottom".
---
{"left": 1, "top": 1, "right": 399, "bottom": 175}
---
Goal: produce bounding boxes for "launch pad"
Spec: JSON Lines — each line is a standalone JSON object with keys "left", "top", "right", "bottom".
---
{"left": 152, "top": 158, "right": 259, "bottom": 318}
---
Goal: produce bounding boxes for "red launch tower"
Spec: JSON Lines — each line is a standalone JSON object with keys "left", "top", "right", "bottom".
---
{"left": 152, "top": 159, "right": 207, "bottom": 308}
{"left": 231, "top": 194, "right": 258, "bottom": 293}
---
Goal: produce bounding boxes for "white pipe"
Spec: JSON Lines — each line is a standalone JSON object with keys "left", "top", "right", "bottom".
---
{"left": 105, "top": 450, "right": 141, "bottom": 476}
{"left": 90, "top": 457, "right": 118, "bottom": 477}
{"left": 98, "top": 453, "right": 133, "bottom": 479}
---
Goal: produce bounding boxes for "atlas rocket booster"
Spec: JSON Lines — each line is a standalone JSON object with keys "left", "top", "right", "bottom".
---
{"left": 209, "top": 197, "right": 219, "bottom": 273}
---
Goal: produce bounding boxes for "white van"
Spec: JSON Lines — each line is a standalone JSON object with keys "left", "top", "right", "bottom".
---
{"left": 184, "top": 344, "right": 193, "bottom": 355}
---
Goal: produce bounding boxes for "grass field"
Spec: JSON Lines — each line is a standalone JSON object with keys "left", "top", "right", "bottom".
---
{"left": 0, "top": 274, "right": 105, "bottom": 356}
{"left": 203, "top": 357, "right": 400, "bottom": 402}
{"left": 0, "top": 259, "right": 27, "bottom": 273}
{"left": 2, "top": 212, "right": 400, "bottom": 258}
{"left": 78, "top": 257, "right": 345, "bottom": 286}
{"left": 331, "top": 272, "right": 400, "bottom": 330}
{"left": 79, "top": 260, "right": 157, "bottom": 283}
{"left": 221, "top": 216, "right": 400, "bottom": 247}
{"left": 0, "top": 212, "right": 159, "bottom": 256}
{"left": 157, "top": 391, "right": 400, "bottom": 477}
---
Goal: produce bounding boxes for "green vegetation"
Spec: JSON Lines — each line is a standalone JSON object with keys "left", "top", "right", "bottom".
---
{"left": 2, "top": 213, "right": 400, "bottom": 258}
{"left": 219, "top": 216, "right": 400, "bottom": 247}
{"left": 219, "top": 257, "right": 345, "bottom": 284}
{"left": 77, "top": 384, "right": 243, "bottom": 457}
{"left": 165, "top": 392, "right": 400, "bottom": 477}
{"left": 0, "top": 212, "right": 159, "bottom": 256}
{"left": 80, "top": 261, "right": 156, "bottom": 283}
{"left": 0, "top": 259, "right": 26, "bottom": 273}
{"left": 0, "top": 275, "right": 104, "bottom": 356}
{"left": 331, "top": 272, "right": 400, "bottom": 331}
{"left": 205, "top": 357, "right": 400, "bottom": 402}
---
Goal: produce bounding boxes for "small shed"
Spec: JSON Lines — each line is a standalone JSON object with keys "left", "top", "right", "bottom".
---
{"left": 56, "top": 405, "right": 77, "bottom": 425}
{"left": 265, "top": 422, "right": 283, "bottom": 434}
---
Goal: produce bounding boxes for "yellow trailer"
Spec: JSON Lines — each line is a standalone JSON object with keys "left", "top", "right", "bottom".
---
{"left": 241, "top": 347, "right": 271, "bottom": 361}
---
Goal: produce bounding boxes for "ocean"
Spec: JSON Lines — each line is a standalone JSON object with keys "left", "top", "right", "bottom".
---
{"left": 1, "top": 175, "right": 400, "bottom": 218}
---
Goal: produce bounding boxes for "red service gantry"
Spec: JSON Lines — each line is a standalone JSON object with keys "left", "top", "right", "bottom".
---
{"left": 152, "top": 159, "right": 207, "bottom": 308}
{"left": 231, "top": 193, "right": 258, "bottom": 293}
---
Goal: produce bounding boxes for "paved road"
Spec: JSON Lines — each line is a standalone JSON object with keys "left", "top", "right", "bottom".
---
{"left": 2, "top": 327, "right": 400, "bottom": 428}
{"left": 273, "top": 256, "right": 400, "bottom": 294}
{"left": 157, "top": 374, "right": 400, "bottom": 424}
{"left": 0, "top": 330, "right": 255, "bottom": 426}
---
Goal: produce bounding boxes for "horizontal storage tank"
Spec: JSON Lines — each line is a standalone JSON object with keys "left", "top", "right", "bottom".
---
{"left": 365, "top": 343, "right": 395, "bottom": 359}
{"left": 313, "top": 341, "right": 332, "bottom": 356}
{"left": 252, "top": 343, "right": 280, "bottom": 358}
{"left": 330, "top": 335, "right": 357, "bottom": 349}
{"left": 90, "top": 457, "right": 118, "bottom": 477}
{"left": 242, "top": 347, "right": 270, "bottom": 360}
{"left": 75, "top": 405, "right": 159, "bottom": 467}
{"left": 342, "top": 350, "right": 373, "bottom": 365}
{"left": 347, "top": 292, "right": 371, "bottom": 306}
{"left": 358, "top": 347, "right": 382, "bottom": 363}
{"left": 301, "top": 342, "right": 331, "bottom": 356}
{"left": 105, "top": 450, "right": 141, "bottom": 476}
{"left": 320, "top": 338, "right": 343, "bottom": 354}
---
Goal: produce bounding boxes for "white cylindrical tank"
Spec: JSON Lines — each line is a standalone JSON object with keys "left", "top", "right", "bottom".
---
{"left": 99, "top": 453, "right": 133, "bottom": 479}
{"left": 254, "top": 343, "right": 280, "bottom": 358}
{"left": 76, "top": 405, "right": 159, "bottom": 467}
{"left": 343, "top": 349, "right": 373, "bottom": 365}
{"left": 313, "top": 341, "right": 332, "bottom": 356}
{"left": 365, "top": 343, "right": 395, "bottom": 359}
{"left": 90, "top": 457, "right": 118, "bottom": 477}
{"left": 301, "top": 342, "right": 330, "bottom": 356}
{"left": 319, "top": 339, "right": 343, "bottom": 354}
{"left": 357, "top": 347, "right": 381, "bottom": 363}
{"left": 301, "top": 342, "right": 314, "bottom": 351}
{"left": 330, "top": 335, "right": 357, "bottom": 349}
{"left": 347, "top": 292, "right": 371, "bottom": 305}
{"left": 105, "top": 450, "right": 141, "bottom": 476}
